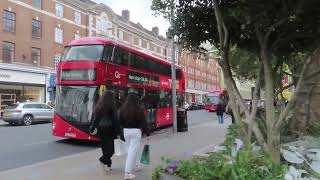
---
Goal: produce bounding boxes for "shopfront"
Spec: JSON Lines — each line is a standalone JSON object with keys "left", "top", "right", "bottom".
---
{"left": 186, "top": 89, "right": 208, "bottom": 103}
{"left": 0, "top": 67, "right": 51, "bottom": 116}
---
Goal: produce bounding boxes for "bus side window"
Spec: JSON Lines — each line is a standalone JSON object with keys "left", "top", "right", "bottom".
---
{"left": 159, "top": 90, "right": 172, "bottom": 108}
{"left": 132, "top": 55, "right": 148, "bottom": 70}
{"left": 102, "top": 45, "right": 114, "bottom": 62}
{"left": 113, "top": 47, "right": 130, "bottom": 66}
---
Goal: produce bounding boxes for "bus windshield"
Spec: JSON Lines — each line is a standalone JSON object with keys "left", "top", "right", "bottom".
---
{"left": 55, "top": 85, "right": 98, "bottom": 124}
{"left": 206, "top": 94, "right": 220, "bottom": 105}
{"left": 61, "top": 45, "right": 104, "bottom": 61}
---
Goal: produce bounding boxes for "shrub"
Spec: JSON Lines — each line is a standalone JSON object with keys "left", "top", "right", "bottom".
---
{"left": 173, "top": 148, "right": 286, "bottom": 180}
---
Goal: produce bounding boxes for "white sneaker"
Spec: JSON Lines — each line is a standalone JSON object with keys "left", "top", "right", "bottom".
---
{"left": 124, "top": 173, "right": 136, "bottom": 179}
{"left": 133, "top": 165, "right": 141, "bottom": 172}
{"left": 100, "top": 162, "right": 111, "bottom": 174}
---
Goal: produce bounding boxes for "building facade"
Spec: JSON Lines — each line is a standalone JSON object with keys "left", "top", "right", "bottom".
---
{"left": 179, "top": 51, "right": 220, "bottom": 103}
{"left": 0, "top": 0, "right": 220, "bottom": 115}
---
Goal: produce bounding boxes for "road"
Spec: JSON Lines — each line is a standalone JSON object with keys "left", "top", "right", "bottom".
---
{"left": 0, "top": 110, "right": 220, "bottom": 172}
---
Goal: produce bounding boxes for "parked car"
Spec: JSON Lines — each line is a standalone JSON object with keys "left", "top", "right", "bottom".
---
{"left": 184, "top": 102, "right": 190, "bottom": 110}
{"left": 2, "top": 102, "right": 54, "bottom": 126}
{"left": 188, "top": 103, "right": 199, "bottom": 110}
{"left": 196, "top": 102, "right": 205, "bottom": 109}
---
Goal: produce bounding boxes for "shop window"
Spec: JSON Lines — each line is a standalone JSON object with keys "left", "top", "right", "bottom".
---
{"left": 31, "top": 48, "right": 41, "bottom": 66}
{"left": 32, "top": 19, "right": 41, "bottom": 38}
{"left": 24, "top": 86, "right": 45, "bottom": 102}
{"left": 2, "top": 42, "right": 15, "bottom": 63}
{"left": 3, "top": 10, "right": 15, "bottom": 32}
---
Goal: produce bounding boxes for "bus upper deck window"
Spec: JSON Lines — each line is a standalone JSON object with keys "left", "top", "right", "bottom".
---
{"left": 102, "top": 45, "right": 114, "bottom": 62}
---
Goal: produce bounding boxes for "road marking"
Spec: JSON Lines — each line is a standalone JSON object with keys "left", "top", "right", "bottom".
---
{"left": 22, "top": 140, "right": 52, "bottom": 147}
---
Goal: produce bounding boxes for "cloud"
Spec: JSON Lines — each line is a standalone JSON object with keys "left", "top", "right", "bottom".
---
{"left": 93, "top": 0, "right": 170, "bottom": 36}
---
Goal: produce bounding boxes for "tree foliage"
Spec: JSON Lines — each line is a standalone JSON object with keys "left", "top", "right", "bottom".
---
{"left": 152, "top": 0, "right": 320, "bottom": 162}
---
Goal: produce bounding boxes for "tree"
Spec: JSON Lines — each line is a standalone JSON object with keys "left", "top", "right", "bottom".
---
{"left": 152, "top": 0, "right": 320, "bottom": 162}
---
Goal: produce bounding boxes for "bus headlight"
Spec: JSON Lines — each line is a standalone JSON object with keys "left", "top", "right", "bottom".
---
{"left": 52, "top": 122, "right": 56, "bottom": 130}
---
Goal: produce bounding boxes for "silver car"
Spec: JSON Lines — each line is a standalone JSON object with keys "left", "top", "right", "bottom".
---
{"left": 2, "top": 102, "right": 54, "bottom": 126}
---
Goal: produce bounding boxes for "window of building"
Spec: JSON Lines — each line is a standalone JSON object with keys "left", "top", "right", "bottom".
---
{"left": 31, "top": 48, "right": 41, "bottom": 66}
{"left": 74, "top": 33, "right": 80, "bottom": 40}
{"left": 32, "top": 19, "right": 41, "bottom": 38}
{"left": 3, "top": 10, "right": 15, "bottom": 32}
{"left": 74, "top": 11, "right": 81, "bottom": 25}
{"left": 2, "top": 42, "right": 14, "bottom": 63}
{"left": 32, "top": 0, "right": 42, "bottom": 9}
{"left": 138, "top": 39, "right": 142, "bottom": 47}
{"left": 118, "top": 30, "right": 123, "bottom": 40}
{"left": 147, "top": 42, "right": 150, "bottom": 50}
{"left": 55, "top": 27, "right": 63, "bottom": 44}
{"left": 54, "top": 53, "right": 61, "bottom": 69}
{"left": 55, "top": 3, "right": 64, "bottom": 18}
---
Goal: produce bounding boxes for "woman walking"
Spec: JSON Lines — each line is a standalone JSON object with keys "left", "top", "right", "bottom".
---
{"left": 216, "top": 100, "right": 225, "bottom": 124}
{"left": 119, "top": 92, "right": 150, "bottom": 179}
{"left": 89, "top": 90, "right": 120, "bottom": 173}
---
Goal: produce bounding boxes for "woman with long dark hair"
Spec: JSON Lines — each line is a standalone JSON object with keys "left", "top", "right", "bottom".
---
{"left": 89, "top": 90, "right": 120, "bottom": 173}
{"left": 119, "top": 92, "right": 149, "bottom": 179}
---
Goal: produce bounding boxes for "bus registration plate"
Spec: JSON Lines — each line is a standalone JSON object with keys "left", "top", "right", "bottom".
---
{"left": 65, "top": 132, "right": 76, "bottom": 138}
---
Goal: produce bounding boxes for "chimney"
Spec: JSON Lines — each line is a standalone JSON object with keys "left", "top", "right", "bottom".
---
{"left": 152, "top": 26, "right": 159, "bottom": 36}
{"left": 122, "top": 10, "right": 130, "bottom": 21}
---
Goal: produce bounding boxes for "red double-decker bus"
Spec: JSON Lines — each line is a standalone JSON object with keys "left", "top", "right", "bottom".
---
{"left": 53, "top": 37, "right": 185, "bottom": 141}
{"left": 204, "top": 90, "right": 228, "bottom": 112}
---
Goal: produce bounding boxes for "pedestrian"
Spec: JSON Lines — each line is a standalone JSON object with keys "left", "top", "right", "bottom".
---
{"left": 216, "top": 100, "right": 225, "bottom": 124}
{"left": 119, "top": 92, "right": 150, "bottom": 179}
{"left": 89, "top": 90, "right": 120, "bottom": 173}
{"left": 225, "top": 102, "right": 235, "bottom": 124}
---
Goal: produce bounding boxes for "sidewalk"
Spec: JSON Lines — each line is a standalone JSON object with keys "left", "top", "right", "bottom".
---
{"left": 0, "top": 120, "right": 229, "bottom": 180}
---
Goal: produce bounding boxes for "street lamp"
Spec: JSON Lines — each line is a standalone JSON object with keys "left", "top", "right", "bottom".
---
{"left": 167, "top": 26, "right": 177, "bottom": 133}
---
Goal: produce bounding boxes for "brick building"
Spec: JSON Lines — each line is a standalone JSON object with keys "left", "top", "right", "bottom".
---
{"left": 0, "top": 0, "right": 170, "bottom": 113}
{"left": 179, "top": 51, "right": 220, "bottom": 103}
{"left": 0, "top": 0, "right": 91, "bottom": 114}
{"left": 0, "top": 0, "right": 219, "bottom": 114}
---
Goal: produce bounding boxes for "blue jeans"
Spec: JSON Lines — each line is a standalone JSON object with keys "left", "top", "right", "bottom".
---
{"left": 217, "top": 115, "right": 224, "bottom": 124}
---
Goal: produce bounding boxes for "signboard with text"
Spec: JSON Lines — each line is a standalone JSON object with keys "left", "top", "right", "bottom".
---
{"left": 128, "top": 71, "right": 160, "bottom": 87}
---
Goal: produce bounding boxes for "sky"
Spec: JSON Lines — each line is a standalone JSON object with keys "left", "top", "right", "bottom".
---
{"left": 93, "top": 0, "right": 170, "bottom": 36}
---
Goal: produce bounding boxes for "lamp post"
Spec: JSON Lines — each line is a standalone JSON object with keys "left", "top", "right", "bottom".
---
{"left": 167, "top": 27, "right": 177, "bottom": 133}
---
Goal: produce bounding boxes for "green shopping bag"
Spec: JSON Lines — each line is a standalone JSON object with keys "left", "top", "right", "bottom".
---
{"left": 140, "top": 144, "right": 150, "bottom": 165}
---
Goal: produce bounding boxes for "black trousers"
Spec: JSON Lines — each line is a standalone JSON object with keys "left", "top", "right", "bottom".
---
{"left": 98, "top": 127, "right": 115, "bottom": 167}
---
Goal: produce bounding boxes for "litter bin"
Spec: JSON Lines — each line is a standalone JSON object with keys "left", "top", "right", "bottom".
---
{"left": 177, "top": 108, "right": 188, "bottom": 132}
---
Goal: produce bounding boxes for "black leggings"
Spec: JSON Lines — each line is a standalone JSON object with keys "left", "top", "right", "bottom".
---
{"left": 98, "top": 127, "right": 115, "bottom": 167}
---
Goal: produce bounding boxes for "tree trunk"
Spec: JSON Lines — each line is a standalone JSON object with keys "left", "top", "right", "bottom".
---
{"left": 220, "top": 49, "right": 249, "bottom": 143}
{"left": 261, "top": 48, "right": 279, "bottom": 162}
{"left": 256, "top": 28, "right": 279, "bottom": 162}
{"left": 267, "top": 129, "right": 281, "bottom": 163}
